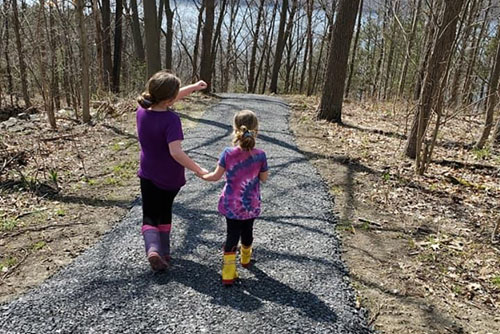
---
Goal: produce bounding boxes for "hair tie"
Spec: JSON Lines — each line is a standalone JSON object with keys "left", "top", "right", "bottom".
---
{"left": 243, "top": 130, "right": 253, "bottom": 138}
{"left": 143, "top": 98, "right": 153, "bottom": 106}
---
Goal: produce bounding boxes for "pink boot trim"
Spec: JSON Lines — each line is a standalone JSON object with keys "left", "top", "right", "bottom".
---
{"left": 141, "top": 225, "right": 159, "bottom": 234}
{"left": 158, "top": 224, "right": 172, "bottom": 232}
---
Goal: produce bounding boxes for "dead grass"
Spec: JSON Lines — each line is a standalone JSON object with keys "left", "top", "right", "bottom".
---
{"left": 0, "top": 94, "right": 215, "bottom": 304}
{"left": 287, "top": 95, "right": 500, "bottom": 334}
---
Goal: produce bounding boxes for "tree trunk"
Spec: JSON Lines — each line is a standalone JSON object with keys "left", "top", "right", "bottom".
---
{"left": 48, "top": 6, "right": 60, "bottom": 110}
{"left": 143, "top": 0, "right": 161, "bottom": 78}
{"left": 130, "top": 0, "right": 145, "bottom": 62}
{"left": 38, "top": 0, "right": 56, "bottom": 128}
{"left": 405, "top": 0, "right": 465, "bottom": 159}
{"left": 164, "top": 0, "right": 174, "bottom": 70}
{"left": 475, "top": 23, "right": 500, "bottom": 148}
{"left": 317, "top": 0, "right": 360, "bottom": 123}
{"left": 112, "top": 0, "right": 123, "bottom": 93}
{"left": 345, "top": 0, "right": 363, "bottom": 98}
{"left": 448, "top": 0, "right": 477, "bottom": 106}
{"left": 101, "top": 0, "right": 113, "bottom": 90}
{"left": 91, "top": 0, "right": 104, "bottom": 92}
{"left": 269, "top": 0, "right": 289, "bottom": 93}
{"left": 192, "top": 3, "right": 205, "bottom": 81}
{"left": 248, "top": 0, "right": 265, "bottom": 93}
{"left": 76, "top": 0, "right": 90, "bottom": 123}
{"left": 200, "top": 0, "right": 215, "bottom": 92}
{"left": 3, "top": 1, "right": 15, "bottom": 106}
{"left": 462, "top": 0, "right": 491, "bottom": 105}
{"left": 398, "top": 0, "right": 422, "bottom": 97}
{"left": 11, "top": 0, "right": 31, "bottom": 107}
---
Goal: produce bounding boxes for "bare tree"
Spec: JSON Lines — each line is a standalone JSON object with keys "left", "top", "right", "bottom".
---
{"left": 269, "top": 0, "right": 289, "bottom": 93}
{"left": 405, "top": 0, "right": 465, "bottom": 169}
{"left": 476, "top": 22, "right": 500, "bottom": 148}
{"left": 76, "top": 0, "right": 90, "bottom": 123}
{"left": 11, "top": 0, "right": 31, "bottom": 107}
{"left": 317, "top": 0, "right": 361, "bottom": 123}
{"left": 112, "top": 0, "right": 124, "bottom": 92}
{"left": 200, "top": 0, "right": 215, "bottom": 92}
{"left": 143, "top": 0, "right": 161, "bottom": 78}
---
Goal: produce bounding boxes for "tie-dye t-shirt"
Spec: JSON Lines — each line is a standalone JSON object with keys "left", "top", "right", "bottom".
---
{"left": 217, "top": 146, "right": 268, "bottom": 220}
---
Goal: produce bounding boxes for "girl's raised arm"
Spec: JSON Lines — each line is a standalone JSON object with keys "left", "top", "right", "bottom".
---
{"left": 174, "top": 81, "right": 207, "bottom": 102}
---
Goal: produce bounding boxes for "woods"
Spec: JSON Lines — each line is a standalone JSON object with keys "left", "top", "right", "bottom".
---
{"left": 0, "top": 0, "right": 498, "bottom": 156}
{"left": 1, "top": 1, "right": 499, "bottom": 332}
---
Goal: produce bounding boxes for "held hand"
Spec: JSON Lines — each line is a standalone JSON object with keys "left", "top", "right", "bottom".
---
{"left": 195, "top": 80, "right": 208, "bottom": 91}
{"left": 196, "top": 167, "right": 209, "bottom": 178}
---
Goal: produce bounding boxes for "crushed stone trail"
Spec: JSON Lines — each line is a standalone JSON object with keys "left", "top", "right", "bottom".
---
{"left": 0, "top": 94, "right": 370, "bottom": 333}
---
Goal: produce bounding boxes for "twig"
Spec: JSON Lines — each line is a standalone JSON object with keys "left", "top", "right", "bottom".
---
{"left": 492, "top": 219, "right": 499, "bottom": 244}
{"left": 3, "top": 221, "right": 92, "bottom": 238}
{"left": 1, "top": 249, "right": 29, "bottom": 280}
{"left": 41, "top": 132, "right": 84, "bottom": 142}
{"left": 15, "top": 208, "right": 48, "bottom": 220}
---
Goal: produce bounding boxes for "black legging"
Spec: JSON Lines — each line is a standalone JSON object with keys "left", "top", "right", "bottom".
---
{"left": 224, "top": 217, "right": 255, "bottom": 252}
{"left": 140, "top": 178, "right": 179, "bottom": 226}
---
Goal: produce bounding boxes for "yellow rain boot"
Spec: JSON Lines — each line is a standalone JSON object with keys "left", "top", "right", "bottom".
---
{"left": 222, "top": 252, "right": 238, "bottom": 286}
{"left": 240, "top": 245, "right": 252, "bottom": 268}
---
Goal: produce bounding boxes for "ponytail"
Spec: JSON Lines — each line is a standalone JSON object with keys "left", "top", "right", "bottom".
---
{"left": 137, "top": 92, "right": 155, "bottom": 109}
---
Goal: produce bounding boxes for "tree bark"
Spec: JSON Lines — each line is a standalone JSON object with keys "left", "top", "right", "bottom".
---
{"left": 192, "top": 2, "right": 205, "bottom": 81}
{"left": 200, "top": 0, "right": 215, "bottom": 92}
{"left": 405, "top": 0, "right": 465, "bottom": 159}
{"left": 398, "top": 0, "right": 422, "bottom": 97}
{"left": 143, "top": 0, "right": 161, "bottom": 78}
{"left": 76, "top": 0, "right": 90, "bottom": 123}
{"left": 475, "top": 23, "right": 500, "bottom": 148}
{"left": 112, "top": 0, "right": 124, "bottom": 92}
{"left": 101, "top": 0, "right": 113, "bottom": 90}
{"left": 345, "top": 0, "right": 363, "bottom": 98}
{"left": 164, "top": 0, "right": 174, "bottom": 70}
{"left": 130, "top": 0, "right": 145, "bottom": 62}
{"left": 317, "top": 0, "right": 360, "bottom": 123}
{"left": 248, "top": 0, "right": 265, "bottom": 93}
{"left": 269, "top": 0, "right": 289, "bottom": 93}
{"left": 11, "top": 0, "right": 31, "bottom": 107}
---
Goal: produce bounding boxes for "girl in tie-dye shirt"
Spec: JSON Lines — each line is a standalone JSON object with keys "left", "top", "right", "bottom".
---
{"left": 202, "top": 110, "right": 268, "bottom": 285}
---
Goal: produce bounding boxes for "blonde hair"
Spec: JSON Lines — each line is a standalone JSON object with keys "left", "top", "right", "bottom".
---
{"left": 233, "top": 110, "right": 259, "bottom": 151}
{"left": 137, "top": 71, "right": 181, "bottom": 108}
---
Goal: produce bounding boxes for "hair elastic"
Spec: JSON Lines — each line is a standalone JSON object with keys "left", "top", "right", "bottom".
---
{"left": 243, "top": 130, "right": 254, "bottom": 138}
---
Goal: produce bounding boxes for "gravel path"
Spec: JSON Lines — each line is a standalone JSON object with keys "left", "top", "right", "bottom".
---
{"left": 0, "top": 94, "right": 370, "bottom": 333}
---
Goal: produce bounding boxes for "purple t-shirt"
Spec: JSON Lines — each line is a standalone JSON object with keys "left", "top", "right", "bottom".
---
{"left": 136, "top": 106, "right": 185, "bottom": 190}
{"left": 218, "top": 147, "right": 268, "bottom": 220}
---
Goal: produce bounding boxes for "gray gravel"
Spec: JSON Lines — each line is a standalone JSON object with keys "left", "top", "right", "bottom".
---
{"left": 0, "top": 94, "right": 370, "bottom": 333}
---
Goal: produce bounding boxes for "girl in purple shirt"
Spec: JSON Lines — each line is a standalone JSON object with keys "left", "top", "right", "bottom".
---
{"left": 137, "top": 71, "right": 208, "bottom": 272}
{"left": 203, "top": 110, "right": 269, "bottom": 285}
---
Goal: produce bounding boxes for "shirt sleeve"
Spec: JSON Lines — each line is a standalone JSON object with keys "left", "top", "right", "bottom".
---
{"left": 218, "top": 148, "right": 229, "bottom": 168}
{"left": 166, "top": 114, "right": 184, "bottom": 144}
{"left": 260, "top": 151, "right": 268, "bottom": 172}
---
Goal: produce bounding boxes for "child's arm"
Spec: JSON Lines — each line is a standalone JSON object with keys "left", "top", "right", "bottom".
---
{"left": 169, "top": 140, "right": 208, "bottom": 176}
{"left": 259, "top": 171, "right": 269, "bottom": 182}
{"left": 174, "top": 81, "right": 207, "bottom": 102}
{"left": 202, "top": 165, "right": 225, "bottom": 182}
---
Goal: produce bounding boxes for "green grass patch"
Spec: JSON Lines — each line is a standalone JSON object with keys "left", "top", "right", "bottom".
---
{"left": 491, "top": 276, "right": 500, "bottom": 288}
{"left": 1, "top": 218, "right": 17, "bottom": 231}
{"left": 0, "top": 257, "right": 17, "bottom": 271}
{"left": 32, "top": 241, "right": 46, "bottom": 251}
{"left": 472, "top": 147, "right": 490, "bottom": 160}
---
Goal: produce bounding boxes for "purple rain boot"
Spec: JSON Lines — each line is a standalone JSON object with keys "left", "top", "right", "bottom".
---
{"left": 142, "top": 225, "right": 167, "bottom": 271}
{"left": 158, "top": 224, "right": 171, "bottom": 266}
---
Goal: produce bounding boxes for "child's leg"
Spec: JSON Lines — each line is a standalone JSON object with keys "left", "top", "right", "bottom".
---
{"left": 140, "top": 178, "right": 167, "bottom": 271}
{"left": 158, "top": 189, "right": 179, "bottom": 263}
{"left": 224, "top": 218, "right": 242, "bottom": 252}
{"left": 240, "top": 218, "right": 255, "bottom": 267}
{"left": 240, "top": 218, "right": 255, "bottom": 247}
{"left": 222, "top": 218, "right": 241, "bottom": 285}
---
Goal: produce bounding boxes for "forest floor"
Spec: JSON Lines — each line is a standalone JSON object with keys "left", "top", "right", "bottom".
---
{"left": 288, "top": 95, "right": 500, "bottom": 334}
{"left": 0, "top": 94, "right": 214, "bottom": 304}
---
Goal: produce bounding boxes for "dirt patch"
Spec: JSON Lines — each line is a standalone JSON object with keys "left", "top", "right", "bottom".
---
{"left": 287, "top": 95, "right": 500, "bottom": 334}
{"left": 0, "top": 94, "right": 215, "bottom": 304}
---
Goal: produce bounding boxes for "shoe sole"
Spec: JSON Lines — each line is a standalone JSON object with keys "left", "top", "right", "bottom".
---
{"left": 148, "top": 252, "right": 167, "bottom": 271}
